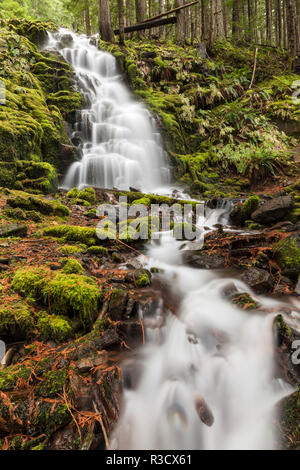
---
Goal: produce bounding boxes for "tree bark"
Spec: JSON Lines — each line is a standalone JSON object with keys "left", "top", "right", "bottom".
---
{"left": 286, "top": 0, "right": 297, "bottom": 62}
{"left": 266, "top": 0, "right": 272, "bottom": 44}
{"left": 232, "top": 0, "right": 241, "bottom": 40}
{"left": 85, "top": 0, "right": 91, "bottom": 36}
{"left": 175, "top": 0, "right": 185, "bottom": 44}
{"left": 275, "top": 0, "right": 282, "bottom": 47}
{"left": 118, "top": 0, "right": 126, "bottom": 45}
{"left": 99, "top": 0, "right": 114, "bottom": 42}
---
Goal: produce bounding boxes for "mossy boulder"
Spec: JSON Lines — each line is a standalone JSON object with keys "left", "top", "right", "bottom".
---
{"left": 44, "top": 225, "right": 98, "bottom": 246}
{"left": 0, "top": 303, "right": 35, "bottom": 342}
{"left": 61, "top": 258, "right": 83, "bottom": 275}
{"left": 230, "top": 195, "right": 261, "bottom": 226}
{"left": 36, "top": 369, "right": 67, "bottom": 398}
{"left": 37, "top": 312, "right": 73, "bottom": 343}
{"left": 12, "top": 266, "right": 102, "bottom": 329}
{"left": 6, "top": 191, "right": 69, "bottom": 217}
{"left": 274, "top": 234, "right": 300, "bottom": 280}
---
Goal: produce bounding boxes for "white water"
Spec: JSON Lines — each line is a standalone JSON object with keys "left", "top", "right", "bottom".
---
{"left": 46, "top": 30, "right": 170, "bottom": 192}
{"left": 46, "top": 31, "right": 295, "bottom": 449}
{"left": 113, "top": 205, "right": 294, "bottom": 450}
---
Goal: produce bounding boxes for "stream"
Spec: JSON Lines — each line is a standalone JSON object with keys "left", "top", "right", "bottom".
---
{"left": 46, "top": 30, "right": 295, "bottom": 450}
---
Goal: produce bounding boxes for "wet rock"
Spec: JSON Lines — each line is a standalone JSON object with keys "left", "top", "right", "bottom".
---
{"left": 58, "top": 33, "right": 74, "bottom": 49}
{"left": 0, "top": 224, "right": 28, "bottom": 238}
{"left": 107, "top": 288, "right": 128, "bottom": 321}
{"left": 240, "top": 267, "right": 274, "bottom": 294}
{"left": 117, "top": 321, "right": 144, "bottom": 349}
{"left": 76, "top": 351, "right": 108, "bottom": 373}
{"left": 195, "top": 396, "right": 214, "bottom": 427}
{"left": 182, "top": 250, "right": 226, "bottom": 269}
{"left": 252, "top": 196, "right": 294, "bottom": 225}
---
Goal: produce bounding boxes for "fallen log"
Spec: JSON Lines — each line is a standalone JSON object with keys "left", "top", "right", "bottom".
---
{"left": 142, "top": 0, "right": 199, "bottom": 24}
{"left": 114, "top": 16, "right": 177, "bottom": 35}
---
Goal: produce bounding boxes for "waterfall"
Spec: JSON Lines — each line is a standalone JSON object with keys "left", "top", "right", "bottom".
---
{"left": 46, "top": 30, "right": 295, "bottom": 450}
{"left": 46, "top": 29, "right": 170, "bottom": 192}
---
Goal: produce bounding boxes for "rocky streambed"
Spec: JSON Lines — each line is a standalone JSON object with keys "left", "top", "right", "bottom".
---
{"left": 0, "top": 185, "right": 299, "bottom": 449}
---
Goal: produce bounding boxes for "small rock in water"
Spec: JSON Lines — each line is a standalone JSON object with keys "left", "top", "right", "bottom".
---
{"left": 195, "top": 396, "right": 214, "bottom": 427}
{"left": 166, "top": 403, "right": 188, "bottom": 430}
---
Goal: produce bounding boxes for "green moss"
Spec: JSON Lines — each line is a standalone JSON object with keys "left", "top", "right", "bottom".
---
{"left": 86, "top": 246, "right": 108, "bottom": 255}
{"left": 12, "top": 266, "right": 102, "bottom": 329}
{"left": 79, "top": 187, "right": 96, "bottom": 204}
{"left": 44, "top": 225, "right": 98, "bottom": 246}
{"left": 57, "top": 244, "right": 85, "bottom": 254}
{"left": 274, "top": 235, "right": 300, "bottom": 279}
{"left": 230, "top": 195, "right": 261, "bottom": 226}
{"left": 7, "top": 190, "right": 69, "bottom": 216}
{"left": 61, "top": 258, "right": 83, "bottom": 275}
{"left": 0, "top": 365, "right": 31, "bottom": 391}
{"left": 135, "top": 270, "right": 151, "bottom": 288}
{"left": 66, "top": 187, "right": 80, "bottom": 199}
{"left": 131, "top": 197, "right": 151, "bottom": 206}
{"left": 36, "top": 369, "right": 67, "bottom": 398}
{"left": 37, "top": 312, "right": 73, "bottom": 343}
{"left": 46, "top": 90, "right": 83, "bottom": 116}
{"left": 0, "top": 302, "right": 35, "bottom": 341}
{"left": 230, "top": 293, "right": 260, "bottom": 310}
{"left": 32, "top": 401, "right": 70, "bottom": 436}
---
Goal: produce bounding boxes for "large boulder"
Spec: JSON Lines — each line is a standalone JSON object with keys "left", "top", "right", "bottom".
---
{"left": 252, "top": 196, "right": 294, "bottom": 225}
{"left": 273, "top": 234, "right": 300, "bottom": 279}
{"left": 240, "top": 267, "right": 274, "bottom": 294}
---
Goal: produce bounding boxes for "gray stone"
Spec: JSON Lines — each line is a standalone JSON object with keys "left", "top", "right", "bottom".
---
{"left": 252, "top": 196, "right": 293, "bottom": 225}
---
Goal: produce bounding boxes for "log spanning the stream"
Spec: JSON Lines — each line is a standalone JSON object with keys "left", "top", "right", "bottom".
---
{"left": 114, "top": 16, "right": 177, "bottom": 35}
{"left": 142, "top": 0, "right": 199, "bottom": 24}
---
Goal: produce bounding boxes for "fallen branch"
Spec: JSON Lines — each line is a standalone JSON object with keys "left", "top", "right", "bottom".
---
{"left": 249, "top": 47, "right": 258, "bottom": 89}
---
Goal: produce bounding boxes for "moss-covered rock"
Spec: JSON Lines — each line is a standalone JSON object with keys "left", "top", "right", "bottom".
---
{"left": 37, "top": 312, "right": 73, "bottom": 343}
{"left": 6, "top": 190, "right": 69, "bottom": 216}
{"left": 44, "top": 224, "right": 98, "bottom": 245}
{"left": 36, "top": 369, "right": 67, "bottom": 398}
{"left": 274, "top": 234, "right": 300, "bottom": 279}
{"left": 61, "top": 258, "right": 83, "bottom": 275}
{"left": 0, "top": 302, "right": 35, "bottom": 342}
{"left": 12, "top": 266, "right": 102, "bottom": 329}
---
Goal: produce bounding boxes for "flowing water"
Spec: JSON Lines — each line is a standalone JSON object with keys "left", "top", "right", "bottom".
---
{"left": 46, "top": 31, "right": 295, "bottom": 450}
{"left": 47, "top": 29, "right": 170, "bottom": 192}
{"left": 112, "top": 206, "right": 294, "bottom": 450}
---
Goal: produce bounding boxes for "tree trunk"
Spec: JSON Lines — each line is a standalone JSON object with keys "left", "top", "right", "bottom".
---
{"left": 232, "top": 0, "right": 241, "bottom": 40}
{"left": 175, "top": 0, "right": 185, "bottom": 44}
{"left": 286, "top": 0, "right": 297, "bottom": 62}
{"left": 266, "top": 0, "right": 272, "bottom": 44}
{"left": 135, "top": 0, "right": 146, "bottom": 38}
{"left": 118, "top": 0, "right": 126, "bottom": 45}
{"left": 99, "top": 0, "right": 114, "bottom": 42}
{"left": 275, "top": 0, "right": 282, "bottom": 47}
{"left": 85, "top": 0, "right": 91, "bottom": 36}
{"left": 201, "top": 0, "right": 207, "bottom": 40}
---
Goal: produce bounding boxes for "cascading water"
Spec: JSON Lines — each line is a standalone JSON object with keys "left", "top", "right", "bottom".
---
{"left": 46, "top": 29, "right": 170, "bottom": 192}
{"left": 112, "top": 206, "right": 294, "bottom": 450}
{"left": 45, "top": 31, "right": 295, "bottom": 450}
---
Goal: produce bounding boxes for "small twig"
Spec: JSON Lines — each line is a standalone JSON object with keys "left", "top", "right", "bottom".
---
{"left": 62, "top": 385, "right": 82, "bottom": 443}
{"left": 93, "top": 401, "right": 110, "bottom": 450}
{"left": 249, "top": 47, "right": 258, "bottom": 89}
